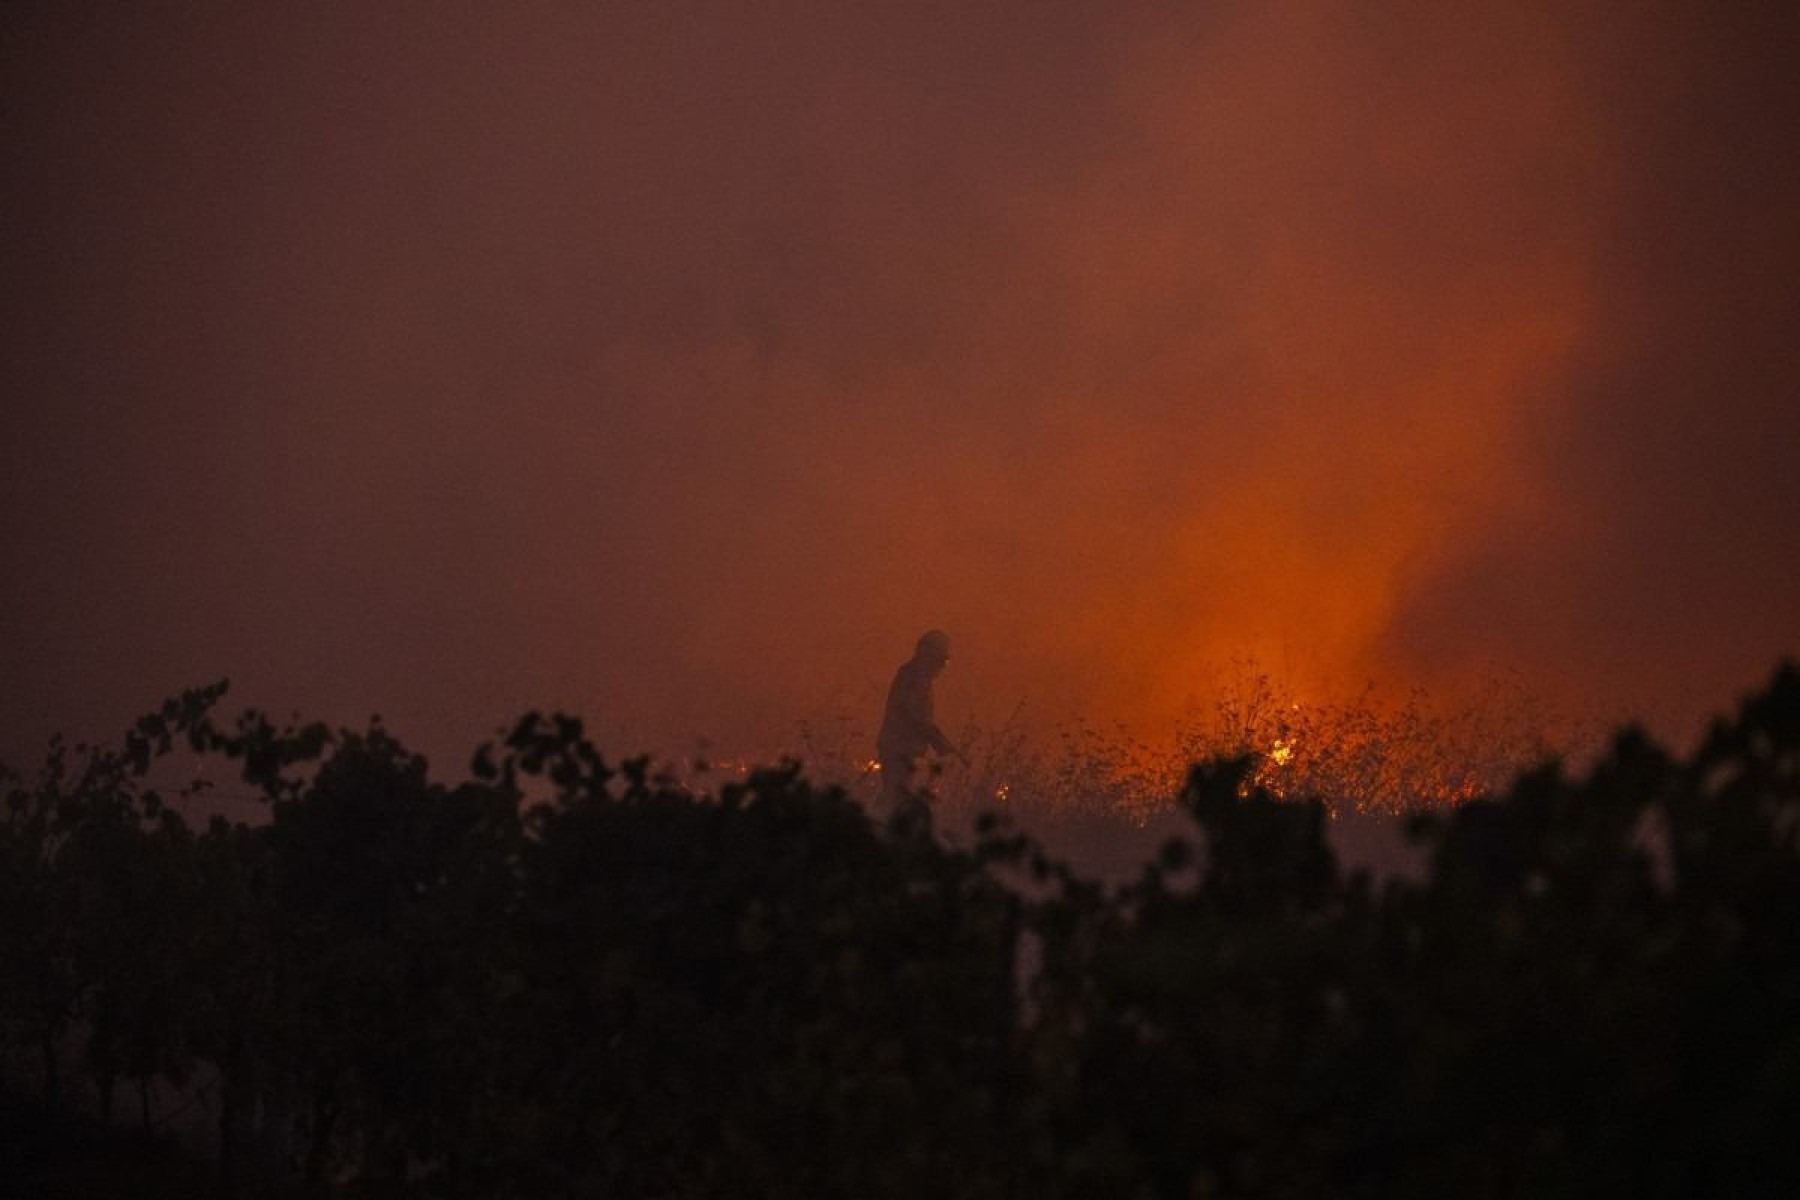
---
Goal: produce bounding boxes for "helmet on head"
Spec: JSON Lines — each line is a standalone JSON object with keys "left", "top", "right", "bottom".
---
{"left": 916, "top": 629, "right": 951, "bottom": 659}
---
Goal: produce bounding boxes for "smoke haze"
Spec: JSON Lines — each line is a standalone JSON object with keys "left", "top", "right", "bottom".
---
{"left": 4, "top": 2, "right": 1796, "bottom": 767}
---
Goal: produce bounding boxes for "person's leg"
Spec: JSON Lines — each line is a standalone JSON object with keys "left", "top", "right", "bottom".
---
{"left": 888, "top": 790, "right": 933, "bottom": 838}
{"left": 878, "top": 754, "right": 931, "bottom": 835}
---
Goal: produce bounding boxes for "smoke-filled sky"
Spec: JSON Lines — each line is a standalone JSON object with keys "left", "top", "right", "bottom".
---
{"left": 4, "top": 2, "right": 1796, "bottom": 768}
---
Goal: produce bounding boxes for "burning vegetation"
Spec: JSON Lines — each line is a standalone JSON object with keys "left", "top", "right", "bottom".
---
{"left": 739, "top": 662, "right": 1595, "bottom": 834}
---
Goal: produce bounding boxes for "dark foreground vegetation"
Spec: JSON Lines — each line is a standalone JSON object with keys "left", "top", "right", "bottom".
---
{"left": 4, "top": 664, "right": 1798, "bottom": 1198}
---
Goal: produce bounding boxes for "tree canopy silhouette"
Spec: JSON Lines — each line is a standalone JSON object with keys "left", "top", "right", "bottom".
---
{"left": 3, "top": 664, "right": 1797, "bottom": 1197}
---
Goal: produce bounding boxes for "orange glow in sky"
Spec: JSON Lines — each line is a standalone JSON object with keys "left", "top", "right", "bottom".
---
{"left": 2, "top": 2, "right": 1796, "bottom": 774}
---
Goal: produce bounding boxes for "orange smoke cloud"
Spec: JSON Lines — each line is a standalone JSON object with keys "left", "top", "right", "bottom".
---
{"left": 613, "top": 5, "right": 1609, "bottom": 747}
{"left": 4, "top": 3, "right": 1794, "bottom": 769}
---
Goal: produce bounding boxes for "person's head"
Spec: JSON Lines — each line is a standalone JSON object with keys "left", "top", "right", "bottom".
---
{"left": 915, "top": 629, "right": 951, "bottom": 674}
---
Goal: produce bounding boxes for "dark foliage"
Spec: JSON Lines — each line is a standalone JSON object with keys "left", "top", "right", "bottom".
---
{"left": 2, "top": 664, "right": 1797, "bottom": 1197}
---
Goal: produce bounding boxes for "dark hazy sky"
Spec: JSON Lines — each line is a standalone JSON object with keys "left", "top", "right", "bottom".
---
{"left": 4, "top": 2, "right": 1796, "bottom": 767}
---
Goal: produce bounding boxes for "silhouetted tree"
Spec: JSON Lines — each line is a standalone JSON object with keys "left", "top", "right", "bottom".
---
{"left": 0, "top": 683, "right": 224, "bottom": 1113}
{"left": 6, "top": 663, "right": 1798, "bottom": 1199}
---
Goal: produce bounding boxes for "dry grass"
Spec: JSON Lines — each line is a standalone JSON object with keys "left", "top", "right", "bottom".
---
{"left": 656, "top": 663, "right": 1601, "bottom": 858}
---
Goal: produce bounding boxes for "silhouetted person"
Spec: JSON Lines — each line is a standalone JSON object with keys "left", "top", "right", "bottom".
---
{"left": 878, "top": 629, "right": 964, "bottom": 831}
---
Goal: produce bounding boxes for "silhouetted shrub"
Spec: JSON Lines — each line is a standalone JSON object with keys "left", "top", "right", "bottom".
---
{"left": 4, "top": 664, "right": 1797, "bottom": 1197}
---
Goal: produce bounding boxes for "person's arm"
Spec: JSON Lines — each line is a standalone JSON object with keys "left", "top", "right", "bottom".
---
{"left": 911, "top": 675, "right": 958, "bottom": 759}
{"left": 894, "top": 667, "right": 957, "bottom": 758}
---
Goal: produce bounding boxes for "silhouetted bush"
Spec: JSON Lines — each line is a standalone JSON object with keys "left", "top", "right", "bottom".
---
{"left": 3, "top": 664, "right": 1796, "bottom": 1197}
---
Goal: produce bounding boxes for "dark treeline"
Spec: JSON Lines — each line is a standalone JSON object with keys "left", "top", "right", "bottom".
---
{"left": 3, "top": 664, "right": 1798, "bottom": 1198}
